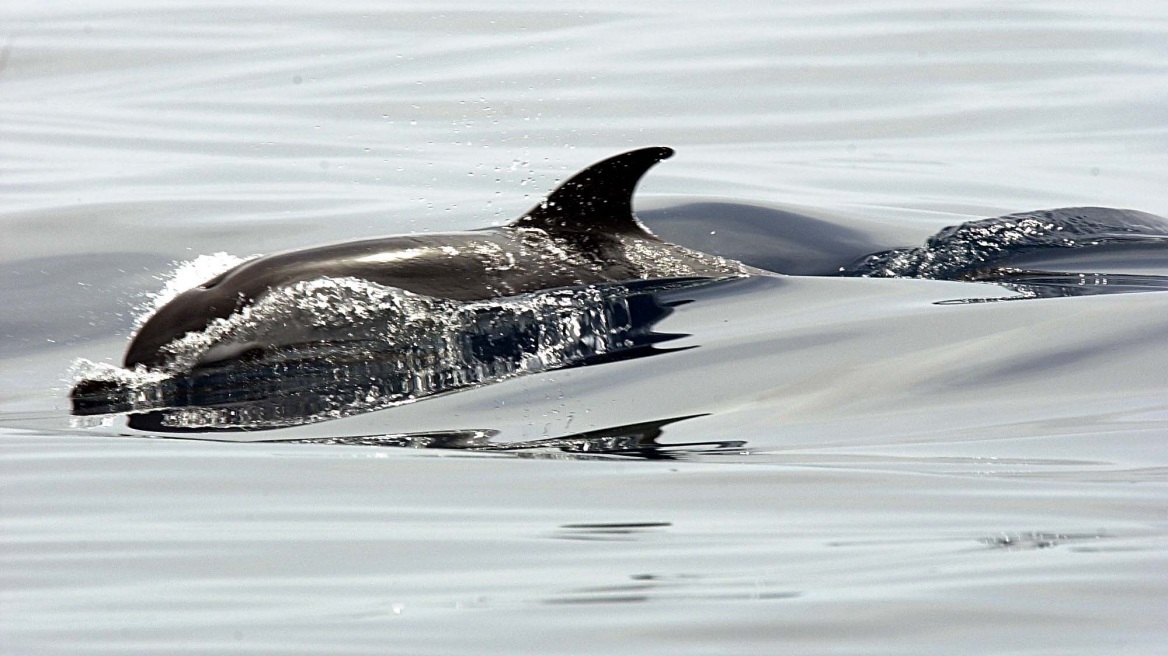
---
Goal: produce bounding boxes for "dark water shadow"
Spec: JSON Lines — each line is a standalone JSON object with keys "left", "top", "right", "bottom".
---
{"left": 543, "top": 571, "right": 800, "bottom": 605}
{"left": 976, "top": 269, "right": 1168, "bottom": 299}
{"left": 115, "top": 413, "right": 743, "bottom": 461}
{"left": 936, "top": 270, "right": 1168, "bottom": 304}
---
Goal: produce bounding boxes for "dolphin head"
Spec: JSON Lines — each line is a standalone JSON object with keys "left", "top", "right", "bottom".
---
{"left": 124, "top": 273, "right": 247, "bottom": 369}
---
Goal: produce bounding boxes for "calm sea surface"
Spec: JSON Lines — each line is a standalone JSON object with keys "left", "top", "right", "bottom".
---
{"left": 3, "top": 1, "right": 1168, "bottom": 653}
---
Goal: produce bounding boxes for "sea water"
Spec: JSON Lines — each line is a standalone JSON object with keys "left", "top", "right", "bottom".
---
{"left": 2, "top": 2, "right": 1168, "bottom": 653}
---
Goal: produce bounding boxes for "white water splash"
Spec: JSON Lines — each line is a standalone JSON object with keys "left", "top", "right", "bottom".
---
{"left": 69, "top": 274, "right": 714, "bottom": 429}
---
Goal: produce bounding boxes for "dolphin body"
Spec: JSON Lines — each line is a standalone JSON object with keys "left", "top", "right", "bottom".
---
{"left": 124, "top": 147, "right": 753, "bottom": 369}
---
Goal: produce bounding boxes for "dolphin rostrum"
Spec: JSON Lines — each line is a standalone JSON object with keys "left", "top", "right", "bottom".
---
{"left": 124, "top": 147, "right": 754, "bottom": 369}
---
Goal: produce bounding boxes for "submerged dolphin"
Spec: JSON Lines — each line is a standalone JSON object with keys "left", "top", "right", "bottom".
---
{"left": 124, "top": 147, "right": 752, "bottom": 369}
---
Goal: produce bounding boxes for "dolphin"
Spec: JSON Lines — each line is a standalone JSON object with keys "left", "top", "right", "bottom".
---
{"left": 119, "top": 146, "right": 1168, "bottom": 371}
{"left": 123, "top": 146, "right": 753, "bottom": 369}
{"left": 641, "top": 200, "right": 1168, "bottom": 299}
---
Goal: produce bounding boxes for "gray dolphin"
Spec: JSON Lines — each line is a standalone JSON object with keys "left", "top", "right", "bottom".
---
{"left": 124, "top": 147, "right": 753, "bottom": 369}
{"left": 122, "top": 146, "right": 1168, "bottom": 370}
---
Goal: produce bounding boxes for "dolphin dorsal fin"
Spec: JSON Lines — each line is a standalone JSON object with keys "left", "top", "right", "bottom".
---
{"left": 511, "top": 146, "right": 673, "bottom": 238}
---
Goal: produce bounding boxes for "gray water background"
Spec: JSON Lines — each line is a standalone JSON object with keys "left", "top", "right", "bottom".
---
{"left": 3, "top": 2, "right": 1168, "bottom": 653}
